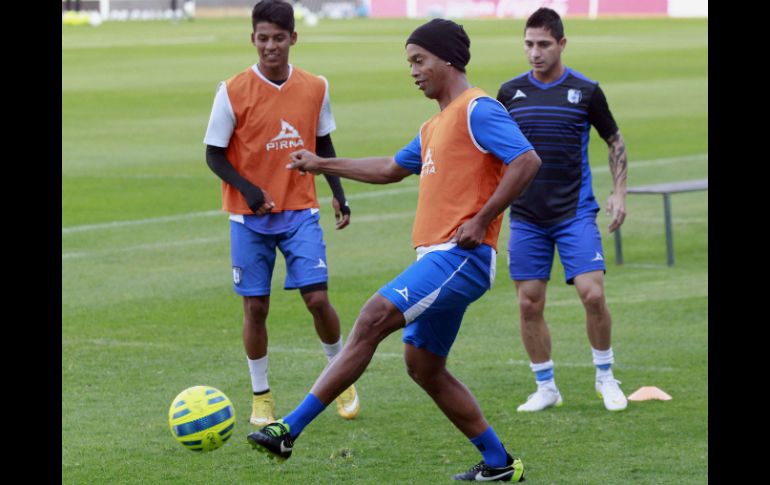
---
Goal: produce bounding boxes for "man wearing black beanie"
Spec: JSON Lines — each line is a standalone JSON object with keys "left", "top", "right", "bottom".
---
{"left": 250, "top": 18, "right": 541, "bottom": 483}
{"left": 405, "top": 18, "right": 471, "bottom": 72}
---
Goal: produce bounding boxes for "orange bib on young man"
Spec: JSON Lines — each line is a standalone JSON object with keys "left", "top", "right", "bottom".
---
{"left": 412, "top": 87, "right": 506, "bottom": 251}
{"left": 222, "top": 66, "right": 326, "bottom": 214}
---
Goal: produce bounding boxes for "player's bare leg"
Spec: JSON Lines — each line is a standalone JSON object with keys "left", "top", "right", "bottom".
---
{"left": 574, "top": 270, "right": 627, "bottom": 411}
{"left": 300, "top": 288, "right": 360, "bottom": 418}
{"left": 243, "top": 296, "right": 277, "bottom": 425}
{"left": 515, "top": 279, "right": 562, "bottom": 412}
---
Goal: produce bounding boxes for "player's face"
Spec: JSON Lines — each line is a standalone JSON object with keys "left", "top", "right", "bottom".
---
{"left": 406, "top": 44, "right": 451, "bottom": 100}
{"left": 524, "top": 27, "right": 566, "bottom": 78}
{"left": 252, "top": 22, "right": 297, "bottom": 73}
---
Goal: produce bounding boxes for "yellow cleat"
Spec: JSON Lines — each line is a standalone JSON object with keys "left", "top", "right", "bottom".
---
{"left": 335, "top": 384, "right": 360, "bottom": 419}
{"left": 250, "top": 391, "right": 276, "bottom": 426}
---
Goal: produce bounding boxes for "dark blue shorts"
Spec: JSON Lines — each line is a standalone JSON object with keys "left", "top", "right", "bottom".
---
{"left": 508, "top": 214, "right": 605, "bottom": 284}
{"left": 229, "top": 214, "right": 328, "bottom": 296}
{"left": 378, "top": 244, "right": 495, "bottom": 357}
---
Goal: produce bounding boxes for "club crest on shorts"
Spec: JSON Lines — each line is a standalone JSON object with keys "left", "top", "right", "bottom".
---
{"left": 232, "top": 266, "right": 242, "bottom": 285}
{"left": 567, "top": 89, "right": 582, "bottom": 104}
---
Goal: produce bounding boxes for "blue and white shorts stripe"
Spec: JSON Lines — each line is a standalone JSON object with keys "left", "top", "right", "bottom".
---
{"left": 378, "top": 243, "right": 496, "bottom": 357}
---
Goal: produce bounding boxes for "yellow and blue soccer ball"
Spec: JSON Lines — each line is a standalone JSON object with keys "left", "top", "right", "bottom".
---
{"left": 168, "top": 386, "right": 235, "bottom": 452}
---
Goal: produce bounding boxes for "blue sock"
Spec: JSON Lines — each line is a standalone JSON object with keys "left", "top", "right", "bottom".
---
{"left": 282, "top": 393, "right": 327, "bottom": 439}
{"left": 596, "top": 363, "right": 611, "bottom": 371}
{"left": 469, "top": 427, "right": 509, "bottom": 468}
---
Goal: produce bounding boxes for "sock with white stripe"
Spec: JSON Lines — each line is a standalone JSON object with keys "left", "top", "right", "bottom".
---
{"left": 530, "top": 360, "right": 556, "bottom": 390}
{"left": 592, "top": 347, "right": 614, "bottom": 379}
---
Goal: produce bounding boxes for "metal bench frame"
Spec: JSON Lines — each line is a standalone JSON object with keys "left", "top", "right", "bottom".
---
{"left": 613, "top": 179, "right": 707, "bottom": 266}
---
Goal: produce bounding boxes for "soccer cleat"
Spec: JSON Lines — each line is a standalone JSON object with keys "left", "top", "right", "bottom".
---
{"left": 250, "top": 391, "right": 276, "bottom": 426}
{"left": 517, "top": 386, "right": 563, "bottom": 412}
{"left": 596, "top": 377, "right": 628, "bottom": 411}
{"left": 453, "top": 453, "right": 525, "bottom": 482}
{"left": 247, "top": 420, "right": 294, "bottom": 461}
{"left": 335, "top": 384, "right": 360, "bottom": 419}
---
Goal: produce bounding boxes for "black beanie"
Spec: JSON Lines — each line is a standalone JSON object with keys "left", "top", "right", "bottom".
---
{"left": 406, "top": 18, "right": 471, "bottom": 72}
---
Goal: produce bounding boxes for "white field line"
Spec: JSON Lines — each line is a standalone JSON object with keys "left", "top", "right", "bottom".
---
{"left": 627, "top": 217, "right": 707, "bottom": 225}
{"left": 61, "top": 236, "right": 224, "bottom": 260}
{"left": 61, "top": 186, "right": 419, "bottom": 235}
{"left": 60, "top": 338, "right": 677, "bottom": 372}
{"left": 62, "top": 211, "right": 415, "bottom": 259}
{"left": 506, "top": 359, "right": 675, "bottom": 373}
{"left": 62, "top": 153, "right": 706, "bottom": 236}
{"left": 592, "top": 153, "right": 707, "bottom": 174}
{"left": 62, "top": 35, "right": 219, "bottom": 50}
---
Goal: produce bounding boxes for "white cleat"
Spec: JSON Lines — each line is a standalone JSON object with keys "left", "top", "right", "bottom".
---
{"left": 596, "top": 377, "right": 628, "bottom": 411}
{"left": 517, "top": 387, "right": 563, "bottom": 412}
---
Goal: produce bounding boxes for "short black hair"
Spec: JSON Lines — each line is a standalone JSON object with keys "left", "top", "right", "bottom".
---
{"left": 252, "top": 0, "right": 294, "bottom": 33}
{"left": 525, "top": 7, "right": 564, "bottom": 41}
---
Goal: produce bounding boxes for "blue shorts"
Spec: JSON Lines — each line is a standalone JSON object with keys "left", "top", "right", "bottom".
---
{"left": 378, "top": 244, "right": 496, "bottom": 357}
{"left": 230, "top": 214, "right": 328, "bottom": 296}
{"left": 508, "top": 214, "right": 605, "bottom": 285}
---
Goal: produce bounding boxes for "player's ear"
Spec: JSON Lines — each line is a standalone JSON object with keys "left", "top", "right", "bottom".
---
{"left": 559, "top": 36, "right": 567, "bottom": 51}
{"left": 290, "top": 31, "right": 298, "bottom": 46}
{"left": 251, "top": 32, "right": 256, "bottom": 46}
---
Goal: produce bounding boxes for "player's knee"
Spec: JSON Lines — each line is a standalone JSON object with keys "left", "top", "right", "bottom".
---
{"left": 518, "top": 296, "right": 545, "bottom": 321}
{"left": 405, "top": 362, "right": 423, "bottom": 386}
{"left": 243, "top": 296, "right": 269, "bottom": 323}
{"left": 405, "top": 361, "right": 443, "bottom": 392}
{"left": 302, "top": 290, "right": 330, "bottom": 317}
{"left": 404, "top": 359, "right": 427, "bottom": 386}
{"left": 350, "top": 297, "right": 401, "bottom": 346}
{"left": 579, "top": 286, "right": 605, "bottom": 310}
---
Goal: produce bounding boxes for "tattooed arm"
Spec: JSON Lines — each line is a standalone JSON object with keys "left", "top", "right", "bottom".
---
{"left": 605, "top": 131, "right": 628, "bottom": 233}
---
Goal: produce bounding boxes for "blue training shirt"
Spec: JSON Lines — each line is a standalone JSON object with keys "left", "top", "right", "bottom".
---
{"left": 496, "top": 67, "right": 619, "bottom": 226}
{"left": 394, "top": 96, "right": 533, "bottom": 173}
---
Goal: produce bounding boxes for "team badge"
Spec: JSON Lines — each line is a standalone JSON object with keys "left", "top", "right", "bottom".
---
{"left": 232, "top": 266, "right": 242, "bottom": 285}
{"left": 567, "top": 89, "right": 582, "bottom": 104}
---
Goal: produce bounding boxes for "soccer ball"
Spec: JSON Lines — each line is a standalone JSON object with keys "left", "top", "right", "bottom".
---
{"left": 168, "top": 386, "right": 236, "bottom": 452}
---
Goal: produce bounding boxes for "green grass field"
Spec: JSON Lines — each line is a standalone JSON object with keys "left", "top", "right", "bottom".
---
{"left": 62, "top": 16, "right": 707, "bottom": 484}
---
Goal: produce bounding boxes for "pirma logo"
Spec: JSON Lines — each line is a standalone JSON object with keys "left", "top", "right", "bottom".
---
{"left": 266, "top": 120, "right": 305, "bottom": 151}
{"left": 567, "top": 89, "right": 582, "bottom": 104}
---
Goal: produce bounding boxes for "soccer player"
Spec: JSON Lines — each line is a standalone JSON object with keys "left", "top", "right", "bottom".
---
{"left": 247, "top": 18, "right": 541, "bottom": 482}
{"left": 496, "top": 7, "right": 629, "bottom": 412}
{"left": 203, "top": 0, "right": 360, "bottom": 428}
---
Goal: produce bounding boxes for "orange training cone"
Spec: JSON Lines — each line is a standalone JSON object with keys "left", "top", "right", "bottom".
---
{"left": 627, "top": 386, "right": 672, "bottom": 401}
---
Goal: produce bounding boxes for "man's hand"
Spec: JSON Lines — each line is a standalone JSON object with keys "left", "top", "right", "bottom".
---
{"left": 452, "top": 217, "right": 486, "bottom": 249}
{"left": 253, "top": 189, "right": 275, "bottom": 215}
{"left": 332, "top": 197, "right": 351, "bottom": 230}
{"left": 288, "top": 149, "right": 324, "bottom": 175}
{"left": 606, "top": 192, "right": 626, "bottom": 233}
